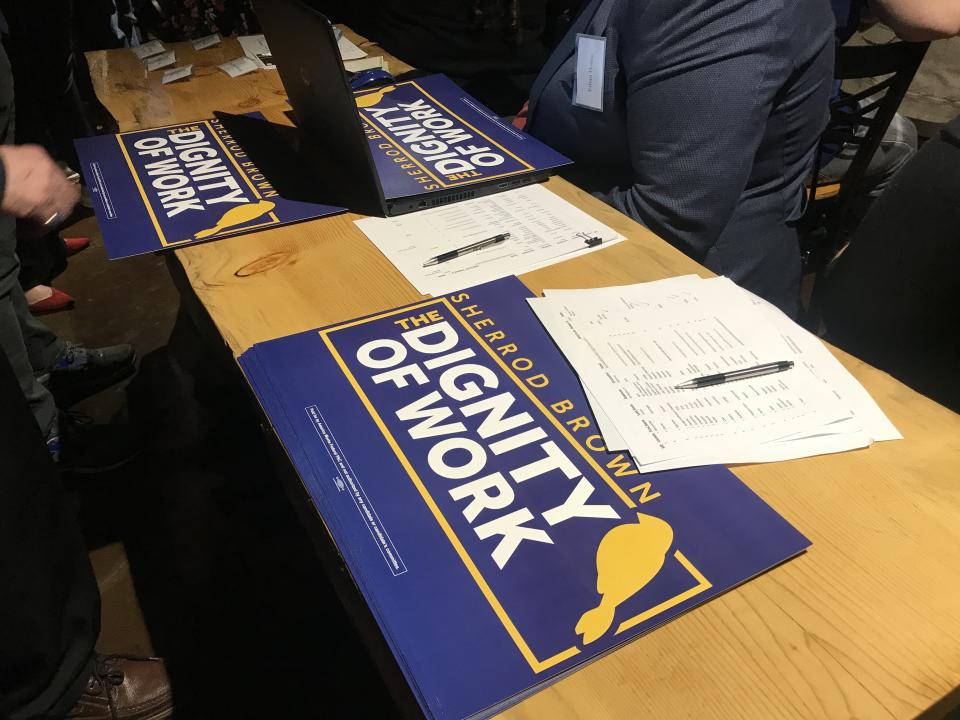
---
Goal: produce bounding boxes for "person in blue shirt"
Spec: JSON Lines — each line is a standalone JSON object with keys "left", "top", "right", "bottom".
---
{"left": 525, "top": 0, "right": 836, "bottom": 316}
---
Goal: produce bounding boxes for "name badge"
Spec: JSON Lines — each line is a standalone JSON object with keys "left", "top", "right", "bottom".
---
{"left": 573, "top": 34, "right": 606, "bottom": 112}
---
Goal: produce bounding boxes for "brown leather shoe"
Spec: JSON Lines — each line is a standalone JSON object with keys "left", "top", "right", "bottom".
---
{"left": 66, "top": 654, "right": 173, "bottom": 720}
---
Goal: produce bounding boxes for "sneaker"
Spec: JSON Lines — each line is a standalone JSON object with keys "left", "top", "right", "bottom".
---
{"left": 66, "top": 654, "right": 173, "bottom": 720}
{"left": 58, "top": 411, "right": 142, "bottom": 475}
{"left": 50, "top": 342, "right": 137, "bottom": 407}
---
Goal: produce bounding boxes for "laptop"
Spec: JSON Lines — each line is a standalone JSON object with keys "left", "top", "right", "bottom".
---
{"left": 254, "top": 0, "right": 571, "bottom": 216}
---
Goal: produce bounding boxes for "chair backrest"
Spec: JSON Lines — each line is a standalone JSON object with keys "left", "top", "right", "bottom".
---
{"left": 801, "top": 40, "right": 928, "bottom": 313}
{"left": 816, "top": 41, "right": 929, "bottom": 211}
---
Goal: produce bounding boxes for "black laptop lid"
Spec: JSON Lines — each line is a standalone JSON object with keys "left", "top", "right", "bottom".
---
{"left": 254, "top": 0, "right": 383, "bottom": 213}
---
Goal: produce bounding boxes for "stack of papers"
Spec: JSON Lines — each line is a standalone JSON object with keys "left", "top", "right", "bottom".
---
{"left": 529, "top": 275, "right": 900, "bottom": 471}
{"left": 344, "top": 54, "right": 388, "bottom": 74}
{"left": 356, "top": 184, "right": 623, "bottom": 296}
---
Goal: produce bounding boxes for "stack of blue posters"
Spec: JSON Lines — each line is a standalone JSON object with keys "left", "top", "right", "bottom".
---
{"left": 75, "top": 115, "right": 344, "bottom": 260}
{"left": 355, "top": 74, "right": 570, "bottom": 202}
{"left": 74, "top": 74, "right": 571, "bottom": 261}
{"left": 240, "top": 276, "right": 811, "bottom": 720}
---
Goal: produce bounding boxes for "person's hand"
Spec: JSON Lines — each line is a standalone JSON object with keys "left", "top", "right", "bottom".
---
{"left": 0, "top": 145, "right": 80, "bottom": 227}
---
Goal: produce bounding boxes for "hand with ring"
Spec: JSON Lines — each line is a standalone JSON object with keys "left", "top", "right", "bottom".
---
{"left": 0, "top": 144, "right": 81, "bottom": 227}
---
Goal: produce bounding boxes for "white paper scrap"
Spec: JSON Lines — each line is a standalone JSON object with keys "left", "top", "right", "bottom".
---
{"left": 219, "top": 56, "right": 259, "bottom": 78}
{"left": 192, "top": 33, "right": 222, "bottom": 50}
{"left": 237, "top": 34, "right": 275, "bottom": 69}
{"left": 161, "top": 65, "right": 193, "bottom": 84}
{"left": 338, "top": 35, "right": 367, "bottom": 60}
{"left": 132, "top": 40, "right": 165, "bottom": 59}
{"left": 145, "top": 50, "right": 176, "bottom": 71}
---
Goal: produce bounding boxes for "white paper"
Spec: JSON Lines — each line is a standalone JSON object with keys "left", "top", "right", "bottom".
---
{"left": 238, "top": 34, "right": 275, "bottom": 69}
{"left": 635, "top": 430, "right": 872, "bottom": 472}
{"left": 530, "top": 281, "right": 848, "bottom": 466}
{"left": 528, "top": 276, "right": 899, "bottom": 470}
{"left": 741, "top": 287, "right": 902, "bottom": 442}
{"left": 144, "top": 50, "right": 176, "bottom": 71}
{"left": 344, "top": 55, "right": 385, "bottom": 74}
{"left": 338, "top": 35, "right": 368, "bottom": 61}
{"left": 355, "top": 184, "right": 624, "bottom": 296}
{"left": 585, "top": 387, "right": 628, "bottom": 451}
{"left": 132, "top": 40, "right": 165, "bottom": 59}
{"left": 219, "top": 56, "right": 259, "bottom": 78}
{"left": 192, "top": 33, "right": 221, "bottom": 50}
{"left": 161, "top": 65, "right": 193, "bottom": 84}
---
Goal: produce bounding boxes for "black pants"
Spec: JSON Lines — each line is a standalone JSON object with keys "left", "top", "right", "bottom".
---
{"left": 820, "top": 115, "right": 960, "bottom": 412}
{"left": 2, "top": 0, "right": 83, "bottom": 293}
{"left": 16, "top": 232, "right": 67, "bottom": 292}
{"left": 0, "top": 348, "right": 99, "bottom": 716}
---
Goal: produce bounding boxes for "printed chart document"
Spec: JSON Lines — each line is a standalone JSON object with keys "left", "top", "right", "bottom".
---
{"left": 530, "top": 275, "right": 900, "bottom": 470}
{"left": 239, "top": 276, "right": 811, "bottom": 720}
{"left": 355, "top": 184, "right": 623, "bottom": 296}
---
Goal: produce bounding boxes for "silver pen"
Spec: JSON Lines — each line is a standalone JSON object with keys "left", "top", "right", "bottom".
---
{"left": 423, "top": 232, "right": 510, "bottom": 267}
{"left": 674, "top": 360, "right": 795, "bottom": 390}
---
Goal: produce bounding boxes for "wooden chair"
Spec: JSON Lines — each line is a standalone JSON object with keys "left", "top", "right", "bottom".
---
{"left": 800, "top": 40, "right": 929, "bottom": 277}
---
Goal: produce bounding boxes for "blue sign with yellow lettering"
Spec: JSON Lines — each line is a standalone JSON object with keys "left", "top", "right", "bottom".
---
{"left": 75, "top": 117, "right": 344, "bottom": 260}
{"left": 356, "top": 75, "right": 571, "bottom": 200}
{"left": 240, "top": 276, "right": 810, "bottom": 720}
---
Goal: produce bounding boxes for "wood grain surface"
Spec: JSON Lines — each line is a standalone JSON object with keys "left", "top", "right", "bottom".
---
{"left": 87, "top": 30, "right": 960, "bottom": 720}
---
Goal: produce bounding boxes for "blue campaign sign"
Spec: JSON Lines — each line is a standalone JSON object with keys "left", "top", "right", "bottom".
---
{"left": 240, "top": 276, "right": 810, "bottom": 720}
{"left": 75, "top": 117, "right": 344, "bottom": 260}
{"left": 355, "top": 75, "right": 571, "bottom": 200}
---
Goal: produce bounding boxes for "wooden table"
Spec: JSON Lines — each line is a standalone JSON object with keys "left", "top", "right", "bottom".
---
{"left": 88, "top": 32, "right": 960, "bottom": 720}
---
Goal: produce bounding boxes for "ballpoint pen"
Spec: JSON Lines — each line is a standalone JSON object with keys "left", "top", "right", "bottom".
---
{"left": 674, "top": 360, "right": 795, "bottom": 389}
{"left": 423, "top": 232, "right": 510, "bottom": 267}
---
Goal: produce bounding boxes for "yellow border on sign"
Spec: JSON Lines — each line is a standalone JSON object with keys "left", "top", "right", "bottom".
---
{"left": 319, "top": 298, "right": 712, "bottom": 672}
{"left": 615, "top": 551, "right": 712, "bottom": 635}
{"left": 358, "top": 79, "right": 535, "bottom": 189}
{"left": 116, "top": 119, "right": 281, "bottom": 247}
